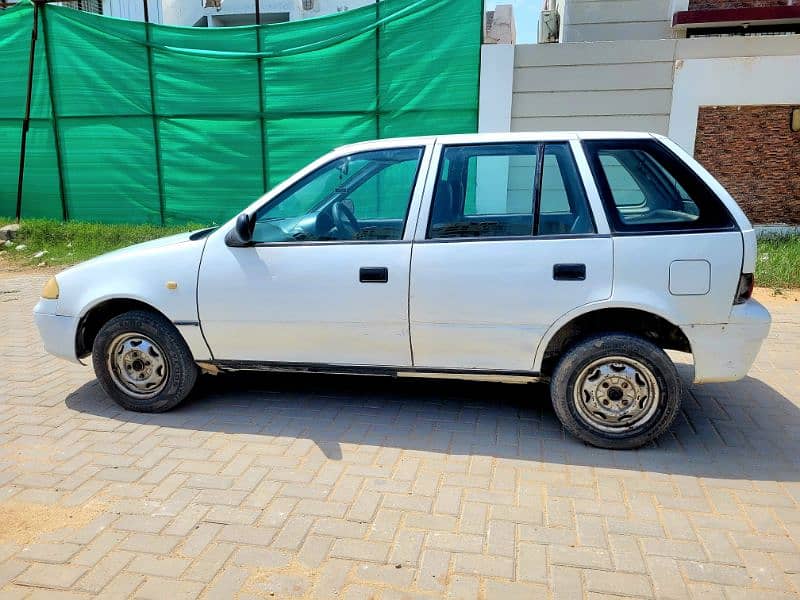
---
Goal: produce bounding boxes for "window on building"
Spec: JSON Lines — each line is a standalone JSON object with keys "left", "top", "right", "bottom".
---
{"left": 686, "top": 24, "right": 800, "bottom": 38}
{"left": 63, "top": 0, "right": 103, "bottom": 14}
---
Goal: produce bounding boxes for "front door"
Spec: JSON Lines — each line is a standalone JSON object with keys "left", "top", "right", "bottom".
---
{"left": 409, "top": 141, "right": 613, "bottom": 372}
{"left": 198, "top": 145, "right": 428, "bottom": 367}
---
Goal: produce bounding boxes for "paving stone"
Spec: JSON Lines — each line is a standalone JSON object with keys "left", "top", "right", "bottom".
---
{"left": 134, "top": 576, "right": 203, "bottom": 600}
{"left": 18, "top": 543, "right": 81, "bottom": 564}
{"left": 550, "top": 545, "right": 612, "bottom": 570}
{"left": 550, "top": 565, "right": 584, "bottom": 600}
{"left": 681, "top": 561, "right": 751, "bottom": 586}
{"left": 297, "top": 534, "right": 333, "bottom": 568}
{"left": 203, "top": 566, "right": 249, "bottom": 599}
{"left": 183, "top": 542, "right": 235, "bottom": 583}
{"left": 0, "top": 560, "right": 27, "bottom": 588}
{"left": 389, "top": 528, "right": 426, "bottom": 567}
{"left": 641, "top": 538, "right": 707, "bottom": 561}
{"left": 75, "top": 551, "right": 134, "bottom": 594}
{"left": 446, "top": 574, "right": 480, "bottom": 599}
{"left": 312, "top": 558, "right": 353, "bottom": 598}
{"left": 585, "top": 570, "right": 653, "bottom": 598}
{"left": 356, "top": 562, "right": 415, "bottom": 588}
{"left": 1, "top": 274, "right": 799, "bottom": 598}
{"left": 128, "top": 555, "right": 190, "bottom": 578}
{"left": 113, "top": 514, "right": 170, "bottom": 534}
{"left": 119, "top": 533, "right": 181, "bottom": 554}
{"left": 416, "top": 549, "right": 449, "bottom": 591}
{"left": 453, "top": 553, "right": 514, "bottom": 578}
{"left": 645, "top": 555, "right": 690, "bottom": 600}
{"left": 15, "top": 563, "right": 88, "bottom": 590}
{"left": 484, "top": 579, "right": 549, "bottom": 600}
{"left": 517, "top": 542, "right": 548, "bottom": 583}
{"left": 330, "top": 539, "right": 390, "bottom": 563}
{"left": 232, "top": 547, "right": 292, "bottom": 569}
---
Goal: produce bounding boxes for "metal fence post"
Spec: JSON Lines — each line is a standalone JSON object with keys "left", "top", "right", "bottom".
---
{"left": 143, "top": 0, "right": 166, "bottom": 225}
{"left": 375, "top": 0, "right": 380, "bottom": 140}
{"left": 255, "top": 0, "right": 268, "bottom": 192}
{"left": 40, "top": 1, "right": 69, "bottom": 221}
{"left": 15, "top": 0, "right": 39, "bottom": 222}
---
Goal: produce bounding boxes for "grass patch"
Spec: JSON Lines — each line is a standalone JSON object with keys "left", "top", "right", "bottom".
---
{"left": 756, "top": 234, "right": 800, "bottom": 291}
{"left": 0, "top": 219, "right": 209, "bottom": 268}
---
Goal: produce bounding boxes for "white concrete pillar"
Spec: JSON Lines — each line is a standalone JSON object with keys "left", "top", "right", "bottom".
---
{"left": 478, "top": 44, "right": 514, "bottom": 133}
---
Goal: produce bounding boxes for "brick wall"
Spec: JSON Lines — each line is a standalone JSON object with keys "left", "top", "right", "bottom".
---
{"left": 688, "top": 0, "right": 789, "bottom": 9}
{"left": 694, "top": 105, "right": 800, "bottom": 224}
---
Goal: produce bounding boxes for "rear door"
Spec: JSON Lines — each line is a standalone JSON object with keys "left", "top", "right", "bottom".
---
{"left": 409, "top": 138, "right": 613, "bottom": 372}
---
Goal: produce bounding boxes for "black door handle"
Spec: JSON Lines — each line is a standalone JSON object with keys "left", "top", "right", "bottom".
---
{"left": 360, "top": 267, "right": 388, "bottom": 283}
{"left": 553, "top": 263, "right": 586, "bottom": 281}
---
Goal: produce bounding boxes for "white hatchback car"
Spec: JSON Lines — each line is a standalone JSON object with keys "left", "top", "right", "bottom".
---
{"left": 34, "top": 132, "right": 771, "bottom": 449}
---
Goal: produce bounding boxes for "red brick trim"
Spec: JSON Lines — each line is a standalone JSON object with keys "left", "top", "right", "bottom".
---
{"left": 673, "top": 5, "right": 800, "bottom": 27}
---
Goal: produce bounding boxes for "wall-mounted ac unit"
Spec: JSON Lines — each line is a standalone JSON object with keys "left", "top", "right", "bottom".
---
{"left": 538, "top": 9, "right": 559, "bottom": 43}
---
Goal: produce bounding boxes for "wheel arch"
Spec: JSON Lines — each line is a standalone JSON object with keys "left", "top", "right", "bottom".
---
{"left": 75, "top": 297, "right": 176, "bottom": 359}
{"left": 534, "top": 304, "right": 692, "bottom": 376}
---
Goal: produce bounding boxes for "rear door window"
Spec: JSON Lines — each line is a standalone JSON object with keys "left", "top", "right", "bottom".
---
{"left": 538, "top": 144, "right": 594, "bottom": 235}
{"left": 583, "top": 139, "right": 735, "bottom": 233}
{"left": 427, "top": 142, "right": 595, "bottom": 239}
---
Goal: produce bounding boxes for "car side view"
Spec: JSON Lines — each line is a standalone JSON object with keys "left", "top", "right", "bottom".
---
{"left": 33, "top": 132, "right": 771, "bottom": 449}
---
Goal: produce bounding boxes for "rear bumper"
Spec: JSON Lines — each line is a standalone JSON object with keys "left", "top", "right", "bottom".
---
{"left": 683, "top": 299, "right": 771, "bottom": 383}
{"left": 33, "top": 300, "right": 81, "bottom": 364}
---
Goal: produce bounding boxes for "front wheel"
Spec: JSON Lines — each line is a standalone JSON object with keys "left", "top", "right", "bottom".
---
{"left": 550, "top": 333, "right": 682, "bottom": 450}
{"left": 92, "top": 310, "right": 198, "bottom": 412}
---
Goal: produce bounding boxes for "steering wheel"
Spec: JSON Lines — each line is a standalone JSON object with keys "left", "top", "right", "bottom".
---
{"left": 331, "top": 201, "right": 360, "bottom": 239}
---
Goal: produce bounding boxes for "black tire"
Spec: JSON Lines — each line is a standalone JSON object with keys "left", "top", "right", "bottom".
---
{"left": 550, "top": 333, "right": 682, "bottom": 450}
{"left": 92, "top": 309, "right": 198, "bottom": 412}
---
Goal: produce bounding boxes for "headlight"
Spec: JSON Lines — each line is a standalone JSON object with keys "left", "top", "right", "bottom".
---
{"left": 41, "top": 277, "right": 60, "bottom": 300}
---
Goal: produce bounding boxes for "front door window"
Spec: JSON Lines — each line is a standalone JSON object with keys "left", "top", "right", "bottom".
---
{"left": 253, "top": 147, "right": 423, "bottom": 243}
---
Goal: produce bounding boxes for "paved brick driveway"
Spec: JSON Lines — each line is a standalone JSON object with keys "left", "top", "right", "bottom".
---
{"left": 1, "top": 272, "right": 799, "bottom": 599}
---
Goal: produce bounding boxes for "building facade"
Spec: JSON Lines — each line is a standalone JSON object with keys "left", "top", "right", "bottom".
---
{"left": 93, "top": 0, "right": 376, "bottom": 27}
{"left": 482, "top": 0, "right": 800, "bottom": 224}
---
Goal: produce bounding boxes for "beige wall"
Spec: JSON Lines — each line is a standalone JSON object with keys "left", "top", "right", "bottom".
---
{"left": 511, "top": 40, "right": 677, "bottom": 134}
{"left": 560, "top": 0, "right": 675, "bottom": 42}
{"left": 507, "top": 35, "right": 800, "bottom": 146}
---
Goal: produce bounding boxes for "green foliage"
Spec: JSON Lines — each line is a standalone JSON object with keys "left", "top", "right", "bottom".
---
{"left": 756, "top": 234, "right": 800, "bottom": 290}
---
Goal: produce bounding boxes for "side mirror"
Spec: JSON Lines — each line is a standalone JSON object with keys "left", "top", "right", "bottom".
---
{"left": 225, "top": 213, "right": 255, "bottom": 247}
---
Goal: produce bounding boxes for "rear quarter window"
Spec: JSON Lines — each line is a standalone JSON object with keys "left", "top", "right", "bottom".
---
{"left": 583, "top": 139, "right": 736, "bottom": 234}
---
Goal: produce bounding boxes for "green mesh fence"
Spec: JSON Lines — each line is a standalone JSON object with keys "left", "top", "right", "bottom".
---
{"left": 0, "top": 0, "right": 481, "bottom": 224}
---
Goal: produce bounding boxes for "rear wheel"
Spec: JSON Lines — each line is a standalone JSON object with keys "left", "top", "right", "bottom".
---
{"left": 550, "top": 333, "right": 681, "bottom": 449}
{"left": 92, "top": 310, "right": 198, "bottom": 412}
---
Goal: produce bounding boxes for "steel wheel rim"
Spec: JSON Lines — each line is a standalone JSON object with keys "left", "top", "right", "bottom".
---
{"left": 572, "top": 355, "right": 660, "bottom": 433}
{"left": 107, "top": 333, "right": 169, "bottom": 399}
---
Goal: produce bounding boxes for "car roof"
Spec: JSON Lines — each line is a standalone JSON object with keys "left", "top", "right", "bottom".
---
{"left": 336, "top": 131, "right": 655, "bottom": 152}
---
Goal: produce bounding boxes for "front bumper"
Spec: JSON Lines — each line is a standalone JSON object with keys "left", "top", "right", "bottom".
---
{"left": 33, "top": 299, "right": 81, "bottom": 364}
{"left": 683, "top": 299, "right": 771, "bottom": 383}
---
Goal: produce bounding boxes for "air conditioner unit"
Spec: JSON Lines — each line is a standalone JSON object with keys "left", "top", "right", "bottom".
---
{"left": 538, "top": 9, "right": 559, "bottom": 43}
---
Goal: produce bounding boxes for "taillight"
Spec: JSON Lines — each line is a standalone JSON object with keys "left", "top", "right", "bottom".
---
{"left": 734, "top": 273, "right": 754, "bottom": 305}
